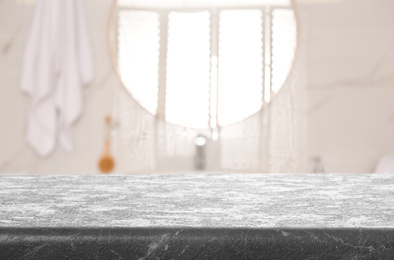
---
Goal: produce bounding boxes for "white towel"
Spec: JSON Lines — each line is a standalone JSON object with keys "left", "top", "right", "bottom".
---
{"left": 20, "top": 0, "right": 94, "bottom": 156}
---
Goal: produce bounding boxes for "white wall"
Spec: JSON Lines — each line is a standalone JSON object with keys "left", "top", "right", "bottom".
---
{"left": 300, "top": 0, "right": 394, "bottom": 172}
{"left": 0, "top": 0, "right": 393, "bottom": 174}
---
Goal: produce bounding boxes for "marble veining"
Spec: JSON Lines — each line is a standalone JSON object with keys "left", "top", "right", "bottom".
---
{"left": 1, "top": 173, "right": 394, "bottom": 228}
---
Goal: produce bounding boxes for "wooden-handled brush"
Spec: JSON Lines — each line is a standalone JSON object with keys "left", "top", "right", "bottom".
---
{"left": 98, "top": 115, "right": 115, "bottom": 173}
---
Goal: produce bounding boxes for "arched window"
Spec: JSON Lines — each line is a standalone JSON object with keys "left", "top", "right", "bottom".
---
{"left": 116, "top": 1, "right": 296, "bottom": 129}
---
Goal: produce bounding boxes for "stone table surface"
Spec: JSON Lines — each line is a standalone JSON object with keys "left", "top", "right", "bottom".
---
{"left": 1, "top": 173, "right": 394, "bottom": 259}
{"left": 0, "top": 173, "right": 393, "bottom": 228}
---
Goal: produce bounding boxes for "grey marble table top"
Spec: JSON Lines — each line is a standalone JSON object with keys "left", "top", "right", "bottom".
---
{"left": 0, "top": 173, "right": 393, "bottom": 228}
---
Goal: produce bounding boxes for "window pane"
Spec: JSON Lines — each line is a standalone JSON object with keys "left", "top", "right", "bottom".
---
{"left": 166, "top": 11, "right": 211, "bottom": 129}
{"left": 272, "top": 9, "right": 296, "bottom": 93}
{"left": 118, "top": 10, "right": 160, "bottom": 115}
{"left": 218, "top": 9, "right": 263, "bottom": 126}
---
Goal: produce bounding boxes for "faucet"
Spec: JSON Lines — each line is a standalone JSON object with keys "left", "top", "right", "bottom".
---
{"left": 195, "top": 134, "right": 207, "bottom": 171}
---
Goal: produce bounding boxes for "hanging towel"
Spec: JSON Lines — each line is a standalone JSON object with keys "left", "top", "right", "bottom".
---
{"left": 20, "top": 0, "right": 94, "bottom": 156}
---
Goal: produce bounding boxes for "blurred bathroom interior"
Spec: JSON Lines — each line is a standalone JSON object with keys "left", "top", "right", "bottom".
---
{"left": 1, "top": 0, "right": 394, "bottom": 174}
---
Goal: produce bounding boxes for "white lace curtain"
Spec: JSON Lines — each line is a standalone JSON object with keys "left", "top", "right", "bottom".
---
{"left": 112, "top": 41, "right": 306, "bottom": 174}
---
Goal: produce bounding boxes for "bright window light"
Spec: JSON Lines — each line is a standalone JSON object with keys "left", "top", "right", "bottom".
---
{"left": 218, "top": 9, "right": 263, "bottom": 126}
{"left": 272, "top": 9, "right": 296, "bottom": 93}
{"left": 116, "top": 6, "right": 296, "bottom": 129}
{"left": 166, "top": 11, "right": 211, "bottom": 128}
{"left": 118, "top": 10, "right": 160, "bottom": 115}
